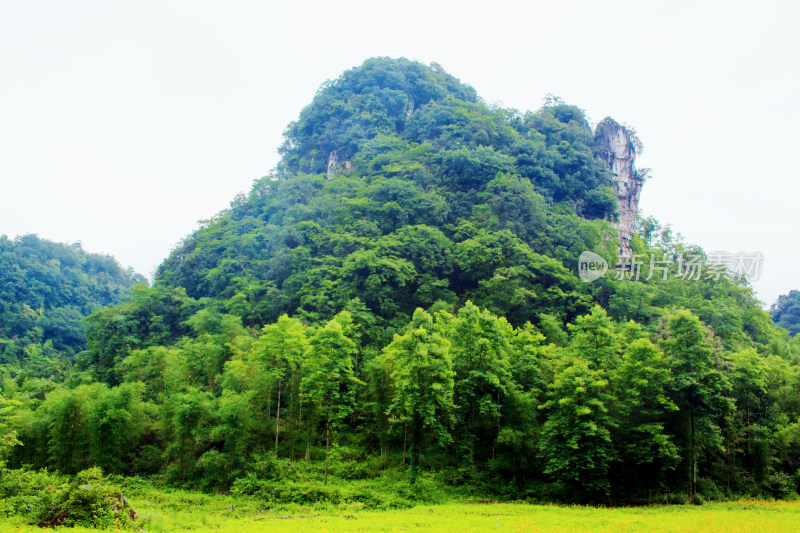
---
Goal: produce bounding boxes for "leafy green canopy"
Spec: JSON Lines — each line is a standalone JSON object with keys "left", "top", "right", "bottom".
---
{"left": 771, "top": 290, "right": 800, "bottom": 336}
{"left": 156, "top": 58, "right": 623, "bottom": 336}
{"left": 0, "top": 234, "right": 142, "bottom": 369}
{"left": 280, "top": 57, "right": 479, "bottom": 174}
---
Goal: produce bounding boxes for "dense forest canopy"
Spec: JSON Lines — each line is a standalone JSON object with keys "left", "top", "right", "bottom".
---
{"left": 771, "top": 290, "right": 800, "bottom": 337}
{"left": 0, "top": 234, "right": 142, "bottom": 374}
{"left": 3, "top": 58, "right": 800, "bottom": 508}
{"left": 155, "top": 57, "right": 622, "bottom": 327}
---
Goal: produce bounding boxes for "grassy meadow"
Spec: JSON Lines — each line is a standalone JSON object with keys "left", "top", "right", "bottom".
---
{"left": 2, "top": 490, "right": 799, "bottom": 533}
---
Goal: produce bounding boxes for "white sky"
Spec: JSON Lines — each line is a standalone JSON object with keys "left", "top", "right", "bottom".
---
{"left": 1, "top": 0, "right": 797, "bottom": 307}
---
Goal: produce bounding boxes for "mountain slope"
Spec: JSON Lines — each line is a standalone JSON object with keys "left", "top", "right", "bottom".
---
{"left": 0, "top": 234, "right": 143, "bottom": 369}
{"left": 155, "top": 58, "right": 623, "bottom": 331}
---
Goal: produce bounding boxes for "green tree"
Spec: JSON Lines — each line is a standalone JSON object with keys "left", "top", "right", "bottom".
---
{"left": 382, "top": 308, "right": 454, "bottom": 481}
{"left": 301, "top": 311, "right": 362, "bottom": 484}
{"left": 727, "top": 349, "right": 770, "bottom": 485}
{"left": 540, "top": 358, "right": 617, "bottom": 501}
{"left": 254, "top": 314, "right": 309, "bottom": 453}
{"left": 482, "top": 173, "right": 546, "bottom": 239}
{"left": 45, "top": 388, "right": 90, "bottom": 474}
{"left": 164, "top": 388, "right": 212, "bottom": 482}
{"left": 568, "top": 305, "right": 619, "bottom": 368}
{"left": 0, "top": 397, "right": 21, "bottom": 468}
{"left": 441, "top": 302, "right": 514, "bottom": 465}
{"left": 87, "top": 382, "right": 146, "bottom": 474}
{"left": 661, "top": 310, "right": 732, "bottom": 503}
{"left": 612, "top": 338, "right": 679, "bottom": 499}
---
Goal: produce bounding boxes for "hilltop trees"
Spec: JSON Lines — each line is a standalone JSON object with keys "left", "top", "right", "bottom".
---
{"left": 0, "top": 234, "right": 141, "bottom": 371}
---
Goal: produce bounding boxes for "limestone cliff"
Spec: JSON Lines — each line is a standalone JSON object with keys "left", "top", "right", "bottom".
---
{"left": 326, "top": 150, "right": 354, "bottom": 180}
{"left": 594, "top": 118, "right": 643, "bottom": 256}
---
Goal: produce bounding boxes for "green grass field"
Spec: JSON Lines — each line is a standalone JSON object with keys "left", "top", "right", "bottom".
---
{"left": 3, "top": 500, "right": 800, "bottom": 532}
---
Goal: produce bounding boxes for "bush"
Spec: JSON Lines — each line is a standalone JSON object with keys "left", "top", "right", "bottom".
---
{"left": 232, "top": 478, "right": 342, "bottom": 505}
{"left": 231, "top": 476, "right": 415, "bottom": 509}
{"left": 654, "top": 492, "right": 689, "bottom": 505}
{"left": 697, "top": 478, "right": 725, "bottom": 502}
{"left": 0, "top": 468, "right": 64, "bottom": 522}
{"left": 332, "top": 459, "right": 379, "bottom": 480}
{"left": 0, "top": 467, "right": 137, "bottom": 528}
{"left": 766, "top": 472, "right": 795, "bottom": 499}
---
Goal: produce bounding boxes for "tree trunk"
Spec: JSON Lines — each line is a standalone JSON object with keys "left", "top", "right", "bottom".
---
{"left": 690, "top": 409, "right": 697, "bottom": 504}
{"left": 294, "top": 393, "right": 302, "bottom": 461}
{"left": 324, "top": 412, "right": 331, "bottom": 485}
{"left": 275, "top": 378, "right": 282, "bottom": 454}
{"left": 266, "top": 383, "right": 272, "bottom": 452}
{"left": 402, "top": 422, "right": 408, "bottom": 468}
{"left": 410, "top": 415, "right": 422, "bottom": 484}
{"left": 746, "top": 392, "right": 751, "bottom": 457}
{"left": 305, "top": 409, "right": 312, "bottom": 461}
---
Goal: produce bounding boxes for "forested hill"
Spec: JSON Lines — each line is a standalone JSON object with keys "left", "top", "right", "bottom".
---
{"left": 772, "top": 290, "right": 800, "bottom": 336}
{"left": 0, "top": 234, "right": 143, "bottom": 372}
{"left": 4, "top": 58, "right": 800, "bottom": 506}
{"left": 154, "top": 57, "right": 622, "bottom": 328}
{"left": 152, "top": 57, "right": 767, "bottom": 347}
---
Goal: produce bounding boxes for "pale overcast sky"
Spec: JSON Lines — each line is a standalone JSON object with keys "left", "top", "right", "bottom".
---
{"left": 1, "top": 0, "right": 797, "bottom": 307}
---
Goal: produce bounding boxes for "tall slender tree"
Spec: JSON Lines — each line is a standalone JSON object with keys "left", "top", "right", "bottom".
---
{"left": 661, "top": 310, "right": 732, "bottom": 503}
{"left": 301, "top": 311, "right": 362, "bottom": 484}
{"left": 255, "top": 315, "right": 308, "bottom": 453}
{"left": 383, "top": 308, "right": 454, "bottom": 482}
{"left": 540, "top": 358, "right": 617, "bottom": 502}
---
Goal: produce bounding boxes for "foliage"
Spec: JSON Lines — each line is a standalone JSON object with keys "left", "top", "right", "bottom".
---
{"left": 0, "top": 467, "right": 136, "bottom": 529}
{"left": 382, "top": 308, "right": 454, "bottom": 481}
{"left": 771, "top": 290, "right": 800, "bottom": 336}
{"left": 2, "top": 57, "right": 800, "bottom": 509}
{"left": 4, "top": 480, "right": 800, "bottom": 532}
{"left": 540, "top": 359, "right": 617, "bottom": 501}
{"left": 0, "top": 234, "right": 142, "bottom": 373}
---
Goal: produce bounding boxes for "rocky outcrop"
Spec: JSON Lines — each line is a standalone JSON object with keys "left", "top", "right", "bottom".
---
{"left": 594, "top": 118, "right": 643, "bottom": 256}
{"left": 326, "top": 151, "right": 354, "bottom": 180}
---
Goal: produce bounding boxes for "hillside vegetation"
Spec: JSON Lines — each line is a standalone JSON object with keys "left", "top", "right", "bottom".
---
{"left": 2, "top": 59, "right": 800, "bottom": 524}
{"left": 0, "top": 234, "right": 142, "bottom": 378}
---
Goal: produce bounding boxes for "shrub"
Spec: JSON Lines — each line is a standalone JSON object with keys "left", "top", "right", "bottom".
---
{"left": 766, "top": 472, "right": 795, "bottom": 499}
{"left": 231, "top": 477, "right": 415, "bottom": 509}
{"left": 697, "top": 478, "right": 725, "bottom": 502}
{"left": 0, "top": 467, "right": 137, "bottom": 528}
{"left": 654, "top": 492, "right": 690, "bottom": 505}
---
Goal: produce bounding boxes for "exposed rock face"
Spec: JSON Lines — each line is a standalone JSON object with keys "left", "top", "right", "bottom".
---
{"left": 594, "top": 119, "right": 643, "bottom": 256}
{"left": 326, "top": 151, "right": 354, "bottom": 179}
